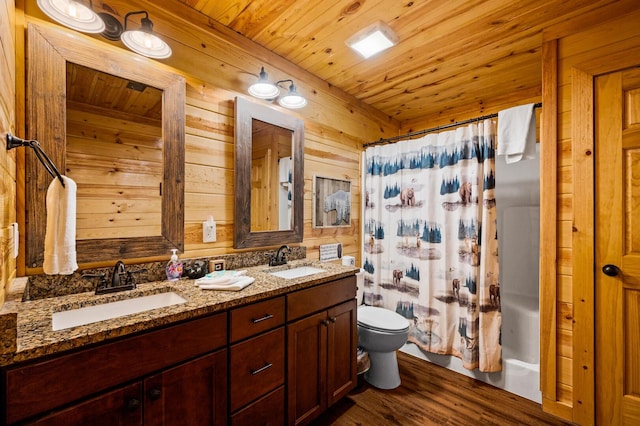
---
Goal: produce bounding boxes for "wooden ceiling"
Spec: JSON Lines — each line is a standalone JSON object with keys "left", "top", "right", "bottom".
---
{"left": 174, "top": 0, "right": 633, "bottom": 124}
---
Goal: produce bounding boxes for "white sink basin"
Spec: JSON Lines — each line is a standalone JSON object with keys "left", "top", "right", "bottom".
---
{"left": 270, "top": 266, "right": 325, "bottom": 280}
{"left": 52, "top": 292, "right": 187, "bottom": 331}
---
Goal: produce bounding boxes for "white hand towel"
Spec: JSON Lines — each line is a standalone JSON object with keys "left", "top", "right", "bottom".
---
{"left": 43, "top": 176, "right": 78, "bottom": 275}
{"left": 279, "top": 156, "right": 291, "bottom": 184}
{"left": 497, "top": 103, "right": 537, "bottom": 164}
{"left": 197, "top": 276, "right": 255, "bottom": 291}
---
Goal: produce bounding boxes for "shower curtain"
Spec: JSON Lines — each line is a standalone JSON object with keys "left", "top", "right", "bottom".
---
{"left": 362, "top": 119, "right": 501, "bottom": 372}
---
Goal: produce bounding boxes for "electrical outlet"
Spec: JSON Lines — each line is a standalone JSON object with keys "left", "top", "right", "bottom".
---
{"left": 203, "top": 222, "right": 216, "bottom": 243}
{"left": 209, "top": 259, "right": 225, "bottom": 272}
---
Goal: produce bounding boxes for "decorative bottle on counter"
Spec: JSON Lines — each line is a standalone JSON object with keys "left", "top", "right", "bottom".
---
{"left": 166, "top": 249, "right": 183, "bottom": 281}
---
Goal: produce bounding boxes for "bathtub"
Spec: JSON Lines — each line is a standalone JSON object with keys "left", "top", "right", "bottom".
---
{"left": 401, "top": 289, "right": 542, "bottom": 403}
{"left": 400, "top": 345, "right": 541, "bottom": 403}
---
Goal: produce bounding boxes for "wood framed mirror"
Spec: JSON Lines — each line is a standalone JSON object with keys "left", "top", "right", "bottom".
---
{"left": 234, "top": 97, "right": 304, "bottom": 248}
{"left": 25, "top": 23, "right": 185, "bottom": 268}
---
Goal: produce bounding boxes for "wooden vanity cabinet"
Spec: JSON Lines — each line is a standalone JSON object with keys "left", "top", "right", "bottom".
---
{"left": 2, "top": 275, "right": 357, "bottom": 426}
{"left": 286, "top": 277, "right": 357, "bottom": 426}
{"left": 2, "top": 313, "right": 227, "bottom": 425}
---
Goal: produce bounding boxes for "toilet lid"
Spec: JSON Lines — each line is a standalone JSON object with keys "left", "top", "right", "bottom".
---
{"left": 358, "top": 306, "right": 410, "bottom": 332}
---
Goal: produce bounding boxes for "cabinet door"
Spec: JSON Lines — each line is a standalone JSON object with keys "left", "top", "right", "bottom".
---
{"left": 327, "top": 299, "right": 357, "bottom": 406}
{"left": 30, "top": 382, "right": 142, "bottom": 426}
{"left": 287, "top": 311, "right": 328, "bottom": 425}
{"left": 144, "top": 349, "right": 227, "bottom": 426}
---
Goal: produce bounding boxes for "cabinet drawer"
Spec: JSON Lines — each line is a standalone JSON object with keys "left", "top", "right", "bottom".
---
{"left": 287, "top": 276, "right": 356, "bottom": 321}
{"left": 230, "top": 386, "right": 285, "bottom": 426}
{"left": 230, "top": 327, "right": 285, "bottom": 412}
{"left": 230, "top": 296, "right": 285, "bottom": 343}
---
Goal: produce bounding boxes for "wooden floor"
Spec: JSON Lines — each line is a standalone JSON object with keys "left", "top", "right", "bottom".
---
{"left": 312, "top": 351, "right": 574, "bottom": 426}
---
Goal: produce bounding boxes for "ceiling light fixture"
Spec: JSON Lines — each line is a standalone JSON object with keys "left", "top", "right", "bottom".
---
{"left": 37, "top": 0, "right": 105, "bottom": 33}
{"left": 248, "top": 67, "right": 307, "bottom": 109}
{"left": 346, "top": 21, "right": 397, "bottom": 59}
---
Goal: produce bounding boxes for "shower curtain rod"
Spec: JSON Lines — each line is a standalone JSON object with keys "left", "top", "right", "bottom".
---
{"left": 363, "top": 102, "right": 542, "bottom": 148}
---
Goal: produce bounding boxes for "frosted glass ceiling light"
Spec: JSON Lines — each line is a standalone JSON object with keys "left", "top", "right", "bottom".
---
{"left": 121, "top": 11, "right": 172, "bottom": 59}
{"left": 37, "top": 0, "right": 105, "bottom": 33}
{"left": 347, "top": 21, "right": 397, "bottom": 59}
{"left": 248, "top": 67, "right": 280, "bottom": 99}
{"left": 278, "top": 82, "right": 307, "bottom": 109}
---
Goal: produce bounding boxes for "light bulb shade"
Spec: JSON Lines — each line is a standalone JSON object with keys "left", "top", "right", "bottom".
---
{"left": 278, "top": 84, "right": 307, "bottom": 109}
{"left": 121, "top": 29, "right": 172, "bottom": 59}
{"left": 248, "top": 82, "right": 280, "bottom": 99}
{"left": 248, "top": 67, "right": 279, "bottom": 99}
{"left": 37, "top": 0, "right": 105, "bottom": 33}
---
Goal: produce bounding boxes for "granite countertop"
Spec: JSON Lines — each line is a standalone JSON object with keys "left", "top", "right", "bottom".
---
{"left": 0, "top": 260, "right": 359, "bottom": 367}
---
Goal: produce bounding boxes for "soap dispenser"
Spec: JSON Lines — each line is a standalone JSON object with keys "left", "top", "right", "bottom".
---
{"left": 166, "top": 249, "right": 183, "bottom": 281}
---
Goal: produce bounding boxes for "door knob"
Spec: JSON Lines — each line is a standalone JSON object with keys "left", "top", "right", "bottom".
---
{"left": 602, "top": 264, "right": 621, "bottom": 277}
{"left": 148, "top": 388, "right": 162, "bottom": 400}
{"left": 126, "top": 398, "right": 140, "bottom": 411}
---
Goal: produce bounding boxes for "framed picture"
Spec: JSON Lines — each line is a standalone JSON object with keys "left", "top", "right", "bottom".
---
{"left": 313, "top": 176, "right": 352, "bottom": 228}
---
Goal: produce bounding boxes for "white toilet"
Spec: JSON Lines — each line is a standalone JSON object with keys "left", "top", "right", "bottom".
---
{"left": 357, "top": 305, "right": 410, "bottom": 389}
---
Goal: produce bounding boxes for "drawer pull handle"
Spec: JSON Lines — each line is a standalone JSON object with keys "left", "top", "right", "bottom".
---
{"left": 251, "top": 362, "right": 273, "bottom": 375}
{"left": 321, "top": 319, "right": 330, "bottom": 326}
{"left": 329, "top": 317, "right": 337, "bottom": 323}
{"left": 252, "top": 313, "right": 274, "bottom": 323}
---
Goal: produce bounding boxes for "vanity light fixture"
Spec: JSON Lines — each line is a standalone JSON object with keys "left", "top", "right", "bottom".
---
{"left": 37, "top": 0, "right": 105, "bottom": 33}
{"left": 121, "top": 11, "right": 172, "bottom": 59}
{"left": 37, "top": 1, "right": 172, "bottom": 59}
{"left": 346, "top": 21, "right": 397, "bottom": 59}
{"left": 248, "top": 67, "right": 307, "bottom": 109}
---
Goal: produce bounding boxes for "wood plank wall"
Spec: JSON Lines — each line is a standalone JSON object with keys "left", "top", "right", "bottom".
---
{"left": 16, "top": 0, "right": 399, "bottom": 275}
{"left": 66, "top": 102, "right": 164, "bottom": 241}
{"left": 0, "top": 1, "right": 17, "bottom": 305}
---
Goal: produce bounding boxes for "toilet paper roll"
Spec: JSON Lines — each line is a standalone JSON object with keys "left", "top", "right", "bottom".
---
{"left": 342, "top": 255, "right": 355, "bottom": 266}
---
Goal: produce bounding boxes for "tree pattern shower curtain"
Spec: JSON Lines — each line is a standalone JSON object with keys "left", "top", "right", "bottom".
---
{"left": 362, "top": 119, "right": 502, "bottom": 372}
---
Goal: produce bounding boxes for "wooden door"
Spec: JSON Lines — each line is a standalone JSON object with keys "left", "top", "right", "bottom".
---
{"left": 31, "top": 382, "right": 142, "bottom": 426}
{"left": 595, "top": 67, "right": 640, "bottom": 425}
{"left": 251, "top": 153, "right": 271, "bottom": 231}
{"left": 287, "top": 310, "right": 328, "bottom": 425}
{"left": 144, "top": 349, "right": 227, "bottom": 426}
{"left": 326, "top": 299, "right": 358, "bottom": 406}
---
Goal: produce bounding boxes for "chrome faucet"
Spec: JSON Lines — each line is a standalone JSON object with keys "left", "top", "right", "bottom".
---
{"left": 270, "top": 245, "right": 292, "bottom": 267}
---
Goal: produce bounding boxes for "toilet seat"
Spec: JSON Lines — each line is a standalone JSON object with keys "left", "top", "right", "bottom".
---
{"left": 358, "top": 306, "right": 410, "bottom": 333}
